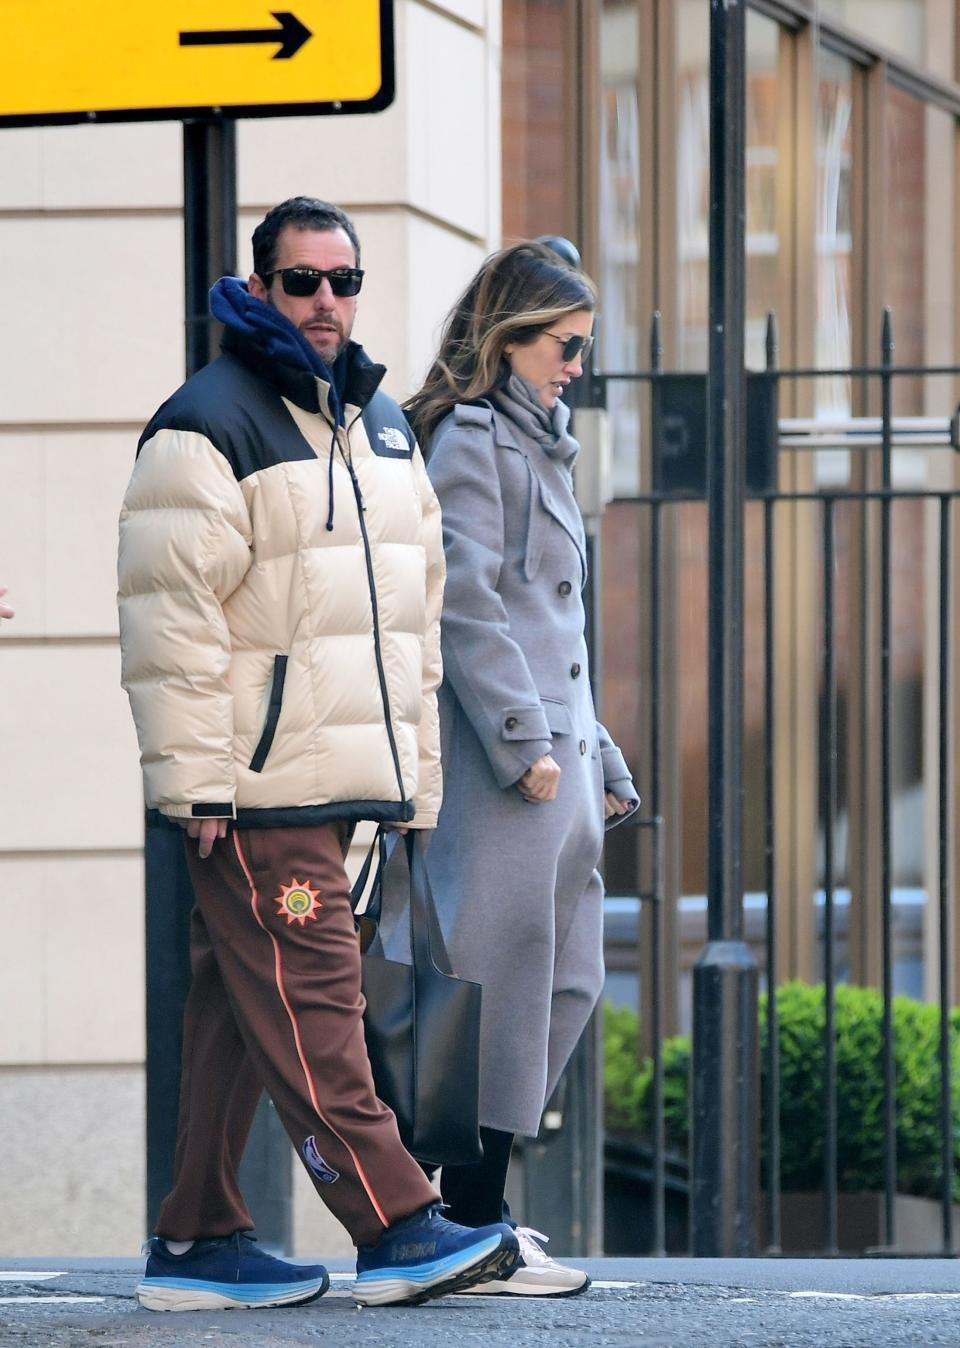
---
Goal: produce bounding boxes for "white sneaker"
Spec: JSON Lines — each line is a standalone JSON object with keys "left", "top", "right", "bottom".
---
{"left": 457, "top": 1227, "right": 590, "bottom": 1297}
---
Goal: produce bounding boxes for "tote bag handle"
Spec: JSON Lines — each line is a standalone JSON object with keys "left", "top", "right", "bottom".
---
{"left": 350, "top": 828, "right": 454, "bottom": 978}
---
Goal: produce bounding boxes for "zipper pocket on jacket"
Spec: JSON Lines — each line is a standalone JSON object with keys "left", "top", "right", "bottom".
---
{"left": 249, "top": 655, "right": 288, "bottom": 773}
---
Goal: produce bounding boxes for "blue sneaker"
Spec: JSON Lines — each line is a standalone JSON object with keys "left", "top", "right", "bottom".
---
{"left": 136, "top": 1233, "right": 329, "bottom": 1312}
{"left": 353, "top": 1203, "right": 520, "bottom": 1306}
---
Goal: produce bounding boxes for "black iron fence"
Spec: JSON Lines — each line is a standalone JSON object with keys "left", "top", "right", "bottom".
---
{"left": 589, "top": 311, "right": 960, "bottom": 1256}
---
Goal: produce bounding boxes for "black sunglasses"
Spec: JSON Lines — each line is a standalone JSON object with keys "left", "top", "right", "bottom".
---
{"left": 263, "top": 266, "right": 364, "bottom": 298}
{"left": 544, "top": 331, "right": 594, "bottom": 362}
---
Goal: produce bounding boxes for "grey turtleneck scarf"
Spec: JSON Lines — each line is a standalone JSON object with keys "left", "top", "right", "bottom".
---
{"left": 491, "top": 373, "right": 580, "bottom": 471}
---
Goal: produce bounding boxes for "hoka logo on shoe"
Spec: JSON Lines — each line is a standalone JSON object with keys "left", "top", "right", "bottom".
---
{"left": 302, "top": 1135, "right": 339, "bottom": 1184}
{"left": 393, "top": 1242, "right": 437, "bottom": 1262}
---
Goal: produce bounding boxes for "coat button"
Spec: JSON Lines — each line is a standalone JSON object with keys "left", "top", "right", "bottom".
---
{"left": 570, "top": 662, "right": 581, "bottom": 679}
{"left": 579, "top": 739, "right": 587, "bottom": 755}
{"left": 504, "top": 716, "right": 518, "bottom": 731}
{"left": 558, "top": 580, "right": 572, "bottom": 597}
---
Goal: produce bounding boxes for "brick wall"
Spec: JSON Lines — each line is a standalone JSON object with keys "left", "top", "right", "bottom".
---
{"left": 501, "top": 0, "right": 570, "bottom": 242}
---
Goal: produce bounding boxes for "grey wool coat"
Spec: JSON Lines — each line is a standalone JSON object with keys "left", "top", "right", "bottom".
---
{"left": 398, "top": 391, "right": 637, "bottom": 1138}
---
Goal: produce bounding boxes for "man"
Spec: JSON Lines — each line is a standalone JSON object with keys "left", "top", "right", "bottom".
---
{"left": 118, "top": 197, "right": 519, "bottom": 1312}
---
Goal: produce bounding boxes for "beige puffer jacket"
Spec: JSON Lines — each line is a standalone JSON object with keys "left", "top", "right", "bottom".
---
{"left": 118, "top": 333, "right": 444, "bottom": 830}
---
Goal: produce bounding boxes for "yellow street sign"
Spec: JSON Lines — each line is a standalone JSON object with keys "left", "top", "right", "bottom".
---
{"left": 0, "top": 1, "right": 394, "bottom": 126}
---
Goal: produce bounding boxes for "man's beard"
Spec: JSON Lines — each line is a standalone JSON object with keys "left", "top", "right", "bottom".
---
{"left": 264, "top": 292, "right": 349, "bottom": 362}
{"left": 301, "top": 318, "right": 347, "bottom": 362}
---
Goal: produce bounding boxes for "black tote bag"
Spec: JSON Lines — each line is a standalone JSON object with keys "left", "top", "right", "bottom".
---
{"left": 351, "top": 830, "right": 483, "bottom": 1167}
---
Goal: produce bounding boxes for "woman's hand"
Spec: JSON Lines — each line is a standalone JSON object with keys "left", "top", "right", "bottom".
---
{"left": 604, "top": 791, "right": 633, "bottom": 820}
{"left": 517, "top": 755, "right": 561, "bottom": 803}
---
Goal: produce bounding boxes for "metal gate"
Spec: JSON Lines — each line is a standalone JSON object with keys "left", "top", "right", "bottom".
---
{"left": 588, "top": 309, "right": 960, "bottom": 1257}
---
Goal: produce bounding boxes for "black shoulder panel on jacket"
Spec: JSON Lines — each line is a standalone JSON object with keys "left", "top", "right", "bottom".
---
{"left": 137, "top": 353, "right": 319, "bottom": 482}
{"left": 362, "top": 390, "right": 416, "bottom": 459}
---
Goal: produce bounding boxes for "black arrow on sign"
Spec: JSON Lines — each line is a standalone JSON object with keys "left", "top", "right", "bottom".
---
{"left": 179, "top": 11, "right": 313, "bottom": 60}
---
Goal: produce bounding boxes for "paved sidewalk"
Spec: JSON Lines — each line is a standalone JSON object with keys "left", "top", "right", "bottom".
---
{"left": 2, "top": 1256, "right": 960, "bottom": 1346}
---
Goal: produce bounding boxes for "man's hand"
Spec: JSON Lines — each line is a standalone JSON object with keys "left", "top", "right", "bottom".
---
{"left": 604, "top": 791, "right": 633, "bottom": 820}
{"left": 0, "top": 586, "right": 14, "bottom": 621}
{"left": 517, "top": 755, "right": 561, "bottom": 803}
{"left": 177, "top": 816, "right": 228, "bottom": 859}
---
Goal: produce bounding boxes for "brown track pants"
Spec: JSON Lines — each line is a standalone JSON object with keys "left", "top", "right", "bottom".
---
{"left": 155, "top": 823, "right": 438, "bottom": 1248}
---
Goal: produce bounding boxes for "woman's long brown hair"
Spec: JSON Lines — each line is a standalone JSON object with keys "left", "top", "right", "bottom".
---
{"left": 405, "top": 241, "right": 597, "bottom": 453}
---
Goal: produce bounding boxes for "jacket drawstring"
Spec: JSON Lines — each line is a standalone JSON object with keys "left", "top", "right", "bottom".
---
{"left": 326, "top": 427, "right": 337, "bottom": 531}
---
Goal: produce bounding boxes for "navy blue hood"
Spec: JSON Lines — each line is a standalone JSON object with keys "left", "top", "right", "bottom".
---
{"left": 210, "top": 276, "right": 348, "bottom": 425}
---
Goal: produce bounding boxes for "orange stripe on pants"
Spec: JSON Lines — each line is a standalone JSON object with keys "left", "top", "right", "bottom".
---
{"left": 155, "top": 822, "right": 437, "bottom": 1246}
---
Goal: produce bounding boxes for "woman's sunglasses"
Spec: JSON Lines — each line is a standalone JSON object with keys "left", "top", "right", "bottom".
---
{"left": 262, "top": 266, "right": 364, "bottom": 298}
{"left": 544, "top": 331, "right": 594, "bottom": 362}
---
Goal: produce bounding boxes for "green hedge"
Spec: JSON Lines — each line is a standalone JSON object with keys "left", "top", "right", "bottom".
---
{"left": 604, "top": 981, "right": 960, "bottom": 1199}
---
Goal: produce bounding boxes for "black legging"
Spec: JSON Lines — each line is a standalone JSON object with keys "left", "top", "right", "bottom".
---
{"left": 433, "top": 1127, "right": 516, "bottom": 1228}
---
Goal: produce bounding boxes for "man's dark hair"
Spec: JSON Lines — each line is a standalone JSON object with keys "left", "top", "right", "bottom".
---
{"left": 252, "top": 197, "right": 361, "bottom": 279}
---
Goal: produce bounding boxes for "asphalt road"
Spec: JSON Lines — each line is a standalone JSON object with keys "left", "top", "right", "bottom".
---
{"left": 3, "top": 1257, "right": 960, "bottom": 1347}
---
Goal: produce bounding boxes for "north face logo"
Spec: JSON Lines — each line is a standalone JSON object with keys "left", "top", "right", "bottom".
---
{"left": 377, "top": 427, "right": 409, "bottom": 454}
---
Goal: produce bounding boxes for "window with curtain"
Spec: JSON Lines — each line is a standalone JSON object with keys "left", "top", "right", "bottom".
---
{"left": 676, "top": 2, "right": 709, "bottom": 371}
{"left": 675, "top": 4, "right": 782, "bottom": 370}
{"left": 881, "top": 90, "right": 956, "bottom": 889}
{"left": 599, "top": 0, "right": 643, "bottom": 495}
{"left": 885, "top": 85, "right": 927, "bottom": 416}
{"left": 815, "top": 48, "right": 854, "bottom": 424}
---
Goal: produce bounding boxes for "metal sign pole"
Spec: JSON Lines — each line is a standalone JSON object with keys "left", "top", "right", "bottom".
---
{"left": 690, "top": 0, "right": 759, "bottom": 1257}
{"left": 183, "top": 118, "right": 237, "bottom": 376}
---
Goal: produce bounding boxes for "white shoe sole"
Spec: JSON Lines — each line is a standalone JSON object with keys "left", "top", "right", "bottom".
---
{"left": 460, "top": 1269, "right": 591, "bottom": 1298}
{"left": 135, "top": 1275, "right": 328, "bottom": 1312}
{"left": 353, "top": 1233, "right": 520, "bottom": 1307}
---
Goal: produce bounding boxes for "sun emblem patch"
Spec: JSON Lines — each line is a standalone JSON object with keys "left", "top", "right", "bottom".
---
{"left": 274, "top": 878, "right": 322, "bottom": 926}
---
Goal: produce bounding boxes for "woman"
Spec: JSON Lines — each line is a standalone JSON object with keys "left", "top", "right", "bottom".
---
{"left": 404, "top": 242, "right": 638, "bottom": 1295}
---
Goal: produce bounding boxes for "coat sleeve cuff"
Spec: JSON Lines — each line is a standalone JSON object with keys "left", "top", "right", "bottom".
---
{"left": 500, "top": 704, "right": 552, "bottom": 741}
{"left": 489, "top": 737, "right": 554, "bottom": 790}
{"left": 601, "top": 744, "right": 635, "bottom": 794}
{"left": 601, "top": 744, "right": 639, "bottom": 831}
{"left": 160, "top": 802, "right": 237, "bottom": 821}
{"left": 468, "top": 702, "right": 553, "bottom": 789}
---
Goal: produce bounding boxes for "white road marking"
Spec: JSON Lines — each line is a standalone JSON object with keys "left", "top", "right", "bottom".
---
{"left": 789, "top": 1292, "right": 867, "bottom": 1301}
{"left": 0, "top": 1296, "right": 105, "bottom": 1304}
{"left": 0, "top": 1273, "right": 63, "bottom": 1282}
{"left": 0, "top": 1273, "right": 103, "bottom": 1305}
{"left": 790, "top": 1291, "right": 960, "bottom": 1302}
{"left": 882, "top": 1294, "right": 960, "bottom": 1301}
